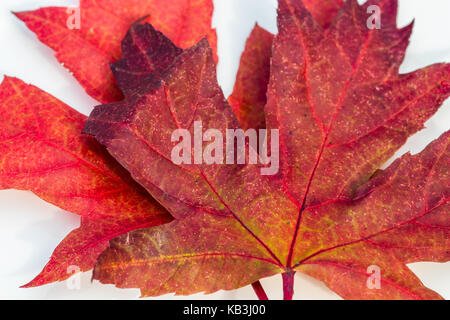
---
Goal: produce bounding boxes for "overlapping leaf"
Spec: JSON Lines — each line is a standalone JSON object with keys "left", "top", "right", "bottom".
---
{"left": 85, "top": 0, "right": 450, "bottom": 299}
{"left": 228, "top": 24, "right": 273, "bottom": 131}
{"left": 0, "top": 77, "right": 172, "bottom": 286}
{"left": 2, "top": 0, "right": 448, "bottom": 300}
{"left": 229, "top": 0, "right": 346, "bottom": 130}
{"left": 14, "top": 0, "right": 216, "bottom": 103}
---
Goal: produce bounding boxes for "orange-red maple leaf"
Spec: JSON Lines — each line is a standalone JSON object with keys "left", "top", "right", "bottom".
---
{"left": 85, "top": 0, "right": 450, "bottom": 299}
{"left": 14, "top": 0, "right": 216, "bottom": 104}
{"left": 228, "top": 24, "right": 273, "bottom": 131}
{"left": 0, "top": 77, "right": 172, "bottom": 287}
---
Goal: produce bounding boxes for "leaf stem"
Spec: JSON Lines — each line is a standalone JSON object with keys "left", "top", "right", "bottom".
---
{"left": 282, "top": 270, "right": 295, "bottom": 300}
{"left": 251, "top": 281, "right": 269, "bottom": 300}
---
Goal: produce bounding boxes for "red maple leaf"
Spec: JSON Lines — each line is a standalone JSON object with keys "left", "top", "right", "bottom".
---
{"left": 14, "top": 0, "right": 216, "bottom": 103}
{"left": 229, "top": 0, "right": 345, "bottom": 130}
{"left": 84, "top": 0, "right": 450, "bottom": 299}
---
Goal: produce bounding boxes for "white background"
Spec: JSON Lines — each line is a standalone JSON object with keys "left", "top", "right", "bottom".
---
{"left": 0, "top": 0, "right": 449, "bottom": 300}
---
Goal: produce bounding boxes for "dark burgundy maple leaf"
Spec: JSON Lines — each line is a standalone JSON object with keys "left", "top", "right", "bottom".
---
{"left": 84, "top": 0, "right": 450, "bottom": 299}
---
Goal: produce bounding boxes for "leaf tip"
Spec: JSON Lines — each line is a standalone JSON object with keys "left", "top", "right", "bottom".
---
{"left": 11, "top": 10, "right": 28, "bottom": 22}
